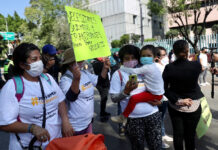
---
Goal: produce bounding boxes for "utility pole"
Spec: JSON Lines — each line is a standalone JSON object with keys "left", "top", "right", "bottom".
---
{"left": 139, "top": 0, "right": 144, "bottom": 46}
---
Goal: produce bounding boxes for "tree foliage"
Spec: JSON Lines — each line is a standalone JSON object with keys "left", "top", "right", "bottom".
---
{"left": 21, "top": 0, "right": 90, "bottom": 49}
{"left": 111, "top": 40, "right": 121, "bottom": 48}
{"left": 120, "top": 34, "right": 130, "bottom": 46}
{"left": 131, "top": 34, "right": 141, "bottom": 44}
{"left": 148, "top": 0, "right": 217, "bottom": 52}
{"left": 165, "top": 29, "right": 179, "bottom": 39}
{"left": 212, "top": 24, "right": 218, "bottom": 34}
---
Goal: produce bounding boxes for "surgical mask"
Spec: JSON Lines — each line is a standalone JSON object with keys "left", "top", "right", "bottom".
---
{"left": 140, "top": 57, "right": 153, "bottom": 65}
{"left": 26, "top": 60, "right": 44, "bottom": 77}
{"left": 161, "top": 56, "right": 169, "bottom": 66}
{"left": 123, "top": 60, "right": 138, "bottom": 68}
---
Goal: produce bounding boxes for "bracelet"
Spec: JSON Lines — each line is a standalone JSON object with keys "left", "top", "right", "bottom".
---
{"left": 27, "top": 124, "right": 33, "bottom": 133}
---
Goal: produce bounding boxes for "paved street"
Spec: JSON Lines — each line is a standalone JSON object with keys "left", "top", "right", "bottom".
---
{"left": 0, "top": 73, "right": 218, "bottom": 150}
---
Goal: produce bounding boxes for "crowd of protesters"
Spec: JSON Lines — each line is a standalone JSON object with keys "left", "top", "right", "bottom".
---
{"left": 0, "top": 39, "right": 217, "bottom": 150}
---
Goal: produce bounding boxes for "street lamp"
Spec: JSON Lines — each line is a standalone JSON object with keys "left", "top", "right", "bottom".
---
{"left": 139, "top": 0, "right": 144, "bottom": 46}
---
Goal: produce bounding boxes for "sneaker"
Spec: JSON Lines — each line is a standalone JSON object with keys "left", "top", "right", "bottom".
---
{"left": 162, "top": 135, "right": 173, "bottom": 142}
{"left": 199, "top": 83, "right": 206, "bottom": 86}
{"left": 111, "top": 115, "right": 127, "bottom": 124}
{"left": 162, "top": 141, "right": 170, "bottom": 149}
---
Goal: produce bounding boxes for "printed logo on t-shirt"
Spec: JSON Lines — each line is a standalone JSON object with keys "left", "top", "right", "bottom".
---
{"left": 81, "top": 81, "right": 92, "bottom": 91}
{"left": 31, "top": 91, "right": 57, "bottom": 106}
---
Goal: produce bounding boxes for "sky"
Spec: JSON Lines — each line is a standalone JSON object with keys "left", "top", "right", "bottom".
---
{"left": 0, "top": 0, "right": 30, "bottom": 18}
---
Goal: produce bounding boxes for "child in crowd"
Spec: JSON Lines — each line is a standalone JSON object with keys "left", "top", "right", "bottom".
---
{"left": 111, "top": 45, "right": 164, "bottom": 123}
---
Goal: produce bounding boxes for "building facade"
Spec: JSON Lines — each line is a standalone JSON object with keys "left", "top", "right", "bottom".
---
{"left": 88, "top": 0, "right": 165, "bottom": 45}
{"left": 168, "top": 1, "right": 218, "bottom": 36}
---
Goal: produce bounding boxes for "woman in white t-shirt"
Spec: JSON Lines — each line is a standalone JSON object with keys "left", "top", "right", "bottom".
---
{"left": 59, "top": 48, "right": 110, "bottom": 135}
{"left": 110, "top": 45, "right": 162, "bottom": 150}
{"left": 0, "top": 43, "right": 73, "bottom": 150}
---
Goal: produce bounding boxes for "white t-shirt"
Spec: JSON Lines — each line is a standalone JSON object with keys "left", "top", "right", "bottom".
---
{"left": 0, "top": 74, "right": 65, "bottom": 150}
{"left": 199, "top": 53, "right": 208, "bottom": 67}
{"left": 120, "top": 63, "right": 164, "bottom": 95}
{"left": 109, "top": 70, "right": 158, "bottom": 118}
{"left": 59, "top": 70, "right": 98, "bottom": 131}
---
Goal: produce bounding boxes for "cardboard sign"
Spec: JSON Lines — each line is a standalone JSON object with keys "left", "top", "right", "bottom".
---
{"left": 65, "top": 6, "right": 111, "bottom": 61}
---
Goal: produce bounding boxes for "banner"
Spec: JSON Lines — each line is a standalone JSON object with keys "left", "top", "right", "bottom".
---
{"left": 196, "top": 97, "right": 212, "bottom": 139}
{"left": 65, "top": 6, "right": 111, "bottom": 61}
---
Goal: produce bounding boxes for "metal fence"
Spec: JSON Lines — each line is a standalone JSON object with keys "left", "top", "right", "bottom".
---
{"left": 141, "top": 34, "right": 218, "bottom": 54}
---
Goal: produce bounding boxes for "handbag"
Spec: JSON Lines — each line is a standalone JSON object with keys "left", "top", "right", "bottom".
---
{"left": 46, "top": 133, "right": 107, "bottom": 150}
{"left": 196, "top": 97, "right": 212, "bottom": 139}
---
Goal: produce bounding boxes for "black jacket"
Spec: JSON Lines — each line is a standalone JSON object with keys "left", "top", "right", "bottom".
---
{"left": 163, "top": 59, "right": 204, "bottom": 104}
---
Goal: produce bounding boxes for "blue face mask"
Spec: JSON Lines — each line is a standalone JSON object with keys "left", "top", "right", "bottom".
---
{"left": 140, "top": 57, "right": 153, "bottom": 65}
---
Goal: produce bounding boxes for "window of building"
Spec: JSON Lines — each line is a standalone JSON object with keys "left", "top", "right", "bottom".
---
{"left": 159, "top": 22, "right": 162, "bottom": 29}
{"left": 133, "top": 15, "right": 137, "bottom": 24}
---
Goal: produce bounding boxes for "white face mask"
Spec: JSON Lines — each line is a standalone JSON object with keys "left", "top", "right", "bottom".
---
{"left": 26, "top": 60, "right": 44, "bottom": 77}
{"left": 161, "top": 56, "right": 169, "bottom": 66}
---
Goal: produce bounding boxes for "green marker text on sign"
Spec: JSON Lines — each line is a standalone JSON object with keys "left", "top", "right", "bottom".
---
{"left": 65, "top": 6, "right": 111, "bottom": 61}
{"left": 0, "top": 32, "right": 15, "bottom": 41}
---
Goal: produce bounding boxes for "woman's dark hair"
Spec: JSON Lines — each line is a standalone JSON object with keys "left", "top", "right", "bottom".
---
{"left": 156, "top": 46, "right": 167, "bottom": 57}
{"left": 119, "top": 45, "right": 140, "bottom": 64}
{"left": 141, "top": 45, "right": 157, "bottom": 57}
{"left": 13, "top": 43, "right": 40, "bottom": 76}
{"left": 173, "top": 40, "right": 189, "bottom": 56}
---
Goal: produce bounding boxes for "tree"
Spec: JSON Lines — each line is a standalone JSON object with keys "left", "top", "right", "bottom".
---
{"left": 22, "top": 0, "right": 90, "bottom": 49}
{"left": 148, "top": 0, "right": 217, "bottom": 52}
{"left": 165, "top": 29, "right": 179, "bottom": 38}
{"left": 120, "top": 34, "right": 130, "bottom": 46}
{"left": 111, "top": 40, "right": 121, "bottom": 48}
{"left": 131, "top": 34, "right": 141, "bottom": 44}
{"left": 212, "top": 24, "right": 218, "bottom": 34}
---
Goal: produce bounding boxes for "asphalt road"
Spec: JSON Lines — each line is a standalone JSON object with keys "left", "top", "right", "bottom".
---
{"left": 0, "top": 73, "right": 217, "bottom": 150}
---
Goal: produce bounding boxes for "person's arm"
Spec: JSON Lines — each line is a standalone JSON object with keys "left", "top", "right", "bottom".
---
{"left": 0, "top": 122, "right": 50, "bottom": 142}
{"left": 213, "top": 53, "right": 218, "bottom": 62}
{"left": 95, "top": 58, "right": 110, "bottom": 87}
{"left": 120, "top": 65, "right": 148, "bottom": 74}
{"left": 58, "top": 101, "right": 74, "bottom": 137}
{"left": 162, "top": 65, "right": 180, "bottom": 104}
{"left": 110, "top": 81, "right": 138, "bottom": 103}
{"left": 66, "top": 65, "right": 81, "bottom": 102}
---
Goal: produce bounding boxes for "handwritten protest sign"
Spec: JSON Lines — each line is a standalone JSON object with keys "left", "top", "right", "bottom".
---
{"left": 196, "top": 97, "right": 212, "bottom": 139}
{"left": 65, "top": 6, "right": 111, "bottom": 61}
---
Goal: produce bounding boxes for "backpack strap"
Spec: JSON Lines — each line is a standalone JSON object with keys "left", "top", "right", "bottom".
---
{"left": 40, "top": 73, "right": 51, "bottom": 85}
{"left": 117, "top": 70, "right": 123, "bottom": 86}
{"left": 12, "top": 76, "right": 24, "bottom": 102}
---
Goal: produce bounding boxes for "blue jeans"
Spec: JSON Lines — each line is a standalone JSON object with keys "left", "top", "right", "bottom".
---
{"left": 158, "top": 101, "right": 168, "bottom": 136}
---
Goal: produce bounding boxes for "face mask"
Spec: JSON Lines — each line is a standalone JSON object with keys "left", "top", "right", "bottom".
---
{"left": 140, "top": 57, "right": 153, "bottom": 65}
{"left": 161, "top": 56, "right": 169, "bottom": 66}
{"left": 123, "top": 60, "right": 138, "bottom": 68}
{"left": 26, "top": 60, "right": 44, "bottom": 77}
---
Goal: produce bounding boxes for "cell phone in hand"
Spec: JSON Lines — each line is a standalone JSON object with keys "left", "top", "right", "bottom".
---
{"left": 129, "top": 74, "right": 137, "bottom": 83}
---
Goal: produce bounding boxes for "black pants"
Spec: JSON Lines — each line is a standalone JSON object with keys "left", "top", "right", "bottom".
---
{"left": 96, "top": 85, "right": 109, "bottom": 115}
{"left": 168, "top": 105, "right": 202, "bottom": 150}
{"left": 126, "top": 112, "right": 162, "bottom": 150}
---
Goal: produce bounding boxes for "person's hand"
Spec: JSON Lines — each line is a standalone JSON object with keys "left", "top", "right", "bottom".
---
{"left": 210, "top": 67, "right": 218, "bottom": 75}
{"left": 103, "top": 57, "right": 111, "bottom": 70}
{"left": 62, "top": 120, "right": 74, "bottom": 137}
{"left": 31, "top": 124, "right": 50, "bottom": 142}
{"left": 176, "top": 98, "right": 193, "bottom": 107}
{"left": 124, "top": 81, "right": 138, "bottom": 95}
{"left": 147, "top": 100, "right": 161, "bottom": 106}
{"left": 70, "top": 64, "right": 81, "bottom": 81}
